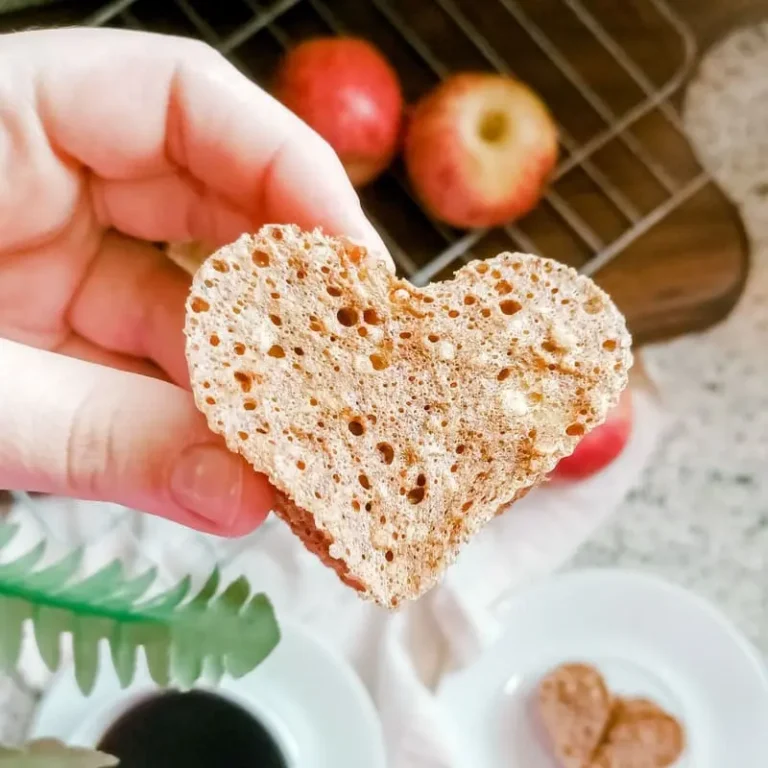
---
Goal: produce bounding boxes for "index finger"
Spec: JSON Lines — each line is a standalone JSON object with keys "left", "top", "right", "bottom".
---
{"left": 22, "top": 27, "right": 387, "bottom": 255}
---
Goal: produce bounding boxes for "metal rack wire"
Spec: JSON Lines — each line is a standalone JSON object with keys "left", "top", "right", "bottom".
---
{"left": 60, "top": 0, "right": 704, "bottom": 285}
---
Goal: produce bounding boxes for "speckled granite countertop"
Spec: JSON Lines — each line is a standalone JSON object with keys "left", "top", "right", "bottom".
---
{"left": 573, "top": 22, "right": 768, "bottom": 656}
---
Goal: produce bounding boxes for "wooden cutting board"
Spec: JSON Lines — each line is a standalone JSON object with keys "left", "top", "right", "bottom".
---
{"left": 579, "top": 0, "right": 754, "bottom": 345}
{"left": 0, "top": 0, "right": 756, "bottom": 347}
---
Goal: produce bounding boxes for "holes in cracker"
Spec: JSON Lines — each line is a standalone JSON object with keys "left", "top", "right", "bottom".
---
{"left": 448, "top": 309, "right": 460, "bottom": 319}
{"left": 363, "top": 309, "right": 381, "bottom": 325}
{"left": 252, "top": 249, "right": 270, "bottom": 267}
{"left": 234, "top": 342, "right": 246, "bottom": 355}
{"left": 190, "top": 297, "right": 210, "bottom": 313}
{"left": 416, "top": 473, "right": 427, "bottom": 487}
{"left": 271, "top": 227, "right": 283, "bottom": 241}
{"left": 385, "top": 550, "right": 394, "bottom": 562}
{"left": 377, "top": 442, "right": 395, "bottom": 465}
{"left": 268, "top": 345, "right": 285, "bottom": 359}
{"left": 500, "top": 299, "right": 522, "bottom": 316}
{"left": 542, "top": 340, "right": 560, "bottom": 354}
{"left": 348, "top": 419, "right": 365, "bottom": 436}
{"left": 327, "top": 285, "right": 342, "bottom": 298}
{"left": 463, "top": 295, "right": 476, "bottom": 306}
{"left": 309, "top": 316, "right": 324, "bottom": 333}
{"left": 497, "top": 368, "right": 511, "bottom": 381}
{"left": 584, "top": 296, "right": 603, "bottom": 315}
{"left": 209, "top": 334, "right": 220, "bottom": 347}
{"left": 456, "top": 445, "right": 466, "bottom": 455}
{"left": 269, "top": 314, "right": 282, "bottom": 327}
{"left": 234, "top": 371, "right": 252, "bottom": 393}
{"left": 399, "top": 331, "right": 412, "bottom": 340}
{"left": 603, "top": 339, "right": 618, "bottom": 351}
{"left": 407, "top": 487, "right": 426, "bottom": 505}
{"left": 337, "top": 307, "right": 358, "bottom": 327}
{"left": 370, "top": 353, "right": 389, "bottom": 371}
{"left": 566, "top": 423, "right": 585, "bottom": 437}
{"left": 211, "top": 259, "right": 229, "bottom": 273}
{"left": 495, "top": 280, "right": 513, "bottom": 295}
{"left": 205, "top": 396, "right": 216, "bottom": 405}
{"left": 296, "top": 460, "right": 306, "bottom": 471}
{"left": 359, "top": 474, "right": 371, "bottom": 490}
{"left": 462, "top": 501, "right": 473, "bottom": 512}
{"left": 428, "top": 334, "right": 440, "bottom": 343}
{"left": 238, "top": 431, "right": 248, "bottom": 441}
{"left": 476, "top": 263, "right": 489, "bottom": 274}
{"left": 358, "top": 327, "right": 368, "bottom": 337}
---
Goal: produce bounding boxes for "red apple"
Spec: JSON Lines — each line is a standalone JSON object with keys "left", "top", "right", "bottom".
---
{"left": 273, "top": 37, "right": 403, "bottom": 187}
{"left": 404, "top": 73, "right": 558, "bottom": 229}
{"left": 551, "top": 387, "right": 633, "bottom": 481}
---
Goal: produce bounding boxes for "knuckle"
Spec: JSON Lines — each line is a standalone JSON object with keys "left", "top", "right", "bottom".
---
{"left": 311, "top": 135, "right": 345, "bottom": 173}
{"left": 177, "top": 36, "right": 220, "bottom": 63}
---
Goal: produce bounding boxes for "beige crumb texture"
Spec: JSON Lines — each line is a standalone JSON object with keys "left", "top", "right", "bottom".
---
{"left": 183, "top": 224, "right": 632, "bottom": 608}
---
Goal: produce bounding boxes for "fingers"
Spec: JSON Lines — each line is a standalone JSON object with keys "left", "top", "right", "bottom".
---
{"left": 91, "top": 171, "right": 255, "bottom": 249}
{"left": 0, "top": 338, "right": 274, "bottom": 536}
{"left": 68, "top": 233, "right": 191, "bottom": 387}
{"left": 24, "top": 27, "right": 389, "bottom": 259}
{"left": 57, "top": 333, "right": 167, "bottom": 381}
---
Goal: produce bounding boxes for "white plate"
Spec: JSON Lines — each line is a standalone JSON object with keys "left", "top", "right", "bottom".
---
{"left": 30, "top": 622, "right": 386, "bottom": 768}
{"left": 437, "top": 568, "right": 768, "bottom": 768}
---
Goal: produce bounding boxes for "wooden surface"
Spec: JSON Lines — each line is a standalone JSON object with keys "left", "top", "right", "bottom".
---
{"left": 672, "top": 0, "right": 768, "bottom": 50}
{"left": 0, "top": 0, "right": 762, "bottom": 346}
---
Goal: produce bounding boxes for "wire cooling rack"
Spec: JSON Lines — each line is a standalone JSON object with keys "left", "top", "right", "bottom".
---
{"left": 1, "top": 0, "right": 705, "bottom": 288}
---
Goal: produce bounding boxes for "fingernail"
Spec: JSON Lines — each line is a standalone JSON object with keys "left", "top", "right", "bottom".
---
{"left": 170, "top": 444, "right": 246, "bottom": 528}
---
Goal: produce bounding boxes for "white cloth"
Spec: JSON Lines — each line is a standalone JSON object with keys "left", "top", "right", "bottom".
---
{"left": 3, "top": 384, "right": 664, "bottom": 765}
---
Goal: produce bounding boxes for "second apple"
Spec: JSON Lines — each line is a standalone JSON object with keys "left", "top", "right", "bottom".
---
{"left": 404, "top": 73, "right": 559, "bottom": 230}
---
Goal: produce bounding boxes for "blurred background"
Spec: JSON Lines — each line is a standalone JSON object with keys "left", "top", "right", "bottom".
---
{"left": 2, "top": 0, "right": 768, "bottom": 766}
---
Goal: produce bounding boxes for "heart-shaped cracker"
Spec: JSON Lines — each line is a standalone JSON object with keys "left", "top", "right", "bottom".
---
{"left": 591, "top": 698, "right": 685, "bottom": 768}
{"left": 538, "top": 663, "right": 614, "bottom": 768}
{"left": 184, "top": 225, "right": 631, "bottom": 607}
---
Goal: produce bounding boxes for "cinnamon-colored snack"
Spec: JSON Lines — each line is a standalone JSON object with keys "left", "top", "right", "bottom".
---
{"left": 538, "top": 663, "right": 614, "bottom": 768}
{"left": 591, "top": 698, "right": 685, "bottom": 768}
{"left": 184, "top": 224, "right": 631, "bottom": 607}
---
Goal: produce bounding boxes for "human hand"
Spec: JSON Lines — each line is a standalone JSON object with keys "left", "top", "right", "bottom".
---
{"left": 0, "top": 27, "right": 388, "bottom": 535}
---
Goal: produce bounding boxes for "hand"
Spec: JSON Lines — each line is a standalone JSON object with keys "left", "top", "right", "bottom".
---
{"left": 0, "top": 28, "right": 388, "bottom": 536}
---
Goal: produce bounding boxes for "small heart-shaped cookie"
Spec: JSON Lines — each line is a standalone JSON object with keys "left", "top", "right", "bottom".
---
{"left": 538, "top": 663, "right": 614, "bottom": 768}
{"left": 591, "top": 698, "right": 685, "bottom": 768}
{"left": 185, "top": 225, "right": 631, "bottom": 606}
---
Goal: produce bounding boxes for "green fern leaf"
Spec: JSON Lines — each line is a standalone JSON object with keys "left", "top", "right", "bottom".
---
{"left": 0, "top": 524, "right": 280, "bottom": 694}
{"left": 0, "top": 739, "right": 117, "bottom": 768}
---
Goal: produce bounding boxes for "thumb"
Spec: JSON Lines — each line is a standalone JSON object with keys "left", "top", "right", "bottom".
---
{"left": 0, "top": 339, "right": 274, "bottom": 535}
